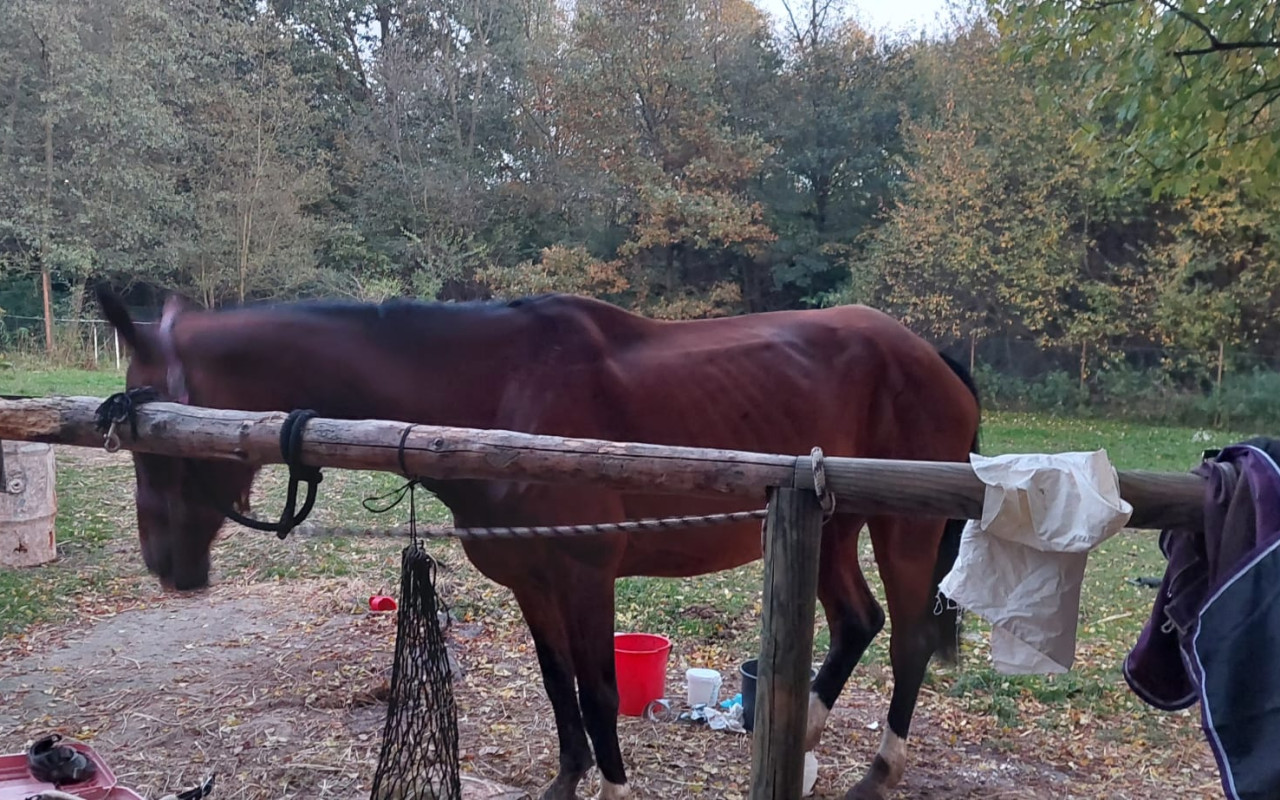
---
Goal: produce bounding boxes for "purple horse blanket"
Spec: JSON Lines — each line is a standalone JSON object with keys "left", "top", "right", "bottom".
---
{"left": 1125, "top": 437, "right": 1280, "bottom": 800}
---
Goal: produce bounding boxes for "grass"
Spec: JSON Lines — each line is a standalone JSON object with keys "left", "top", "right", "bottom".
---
{"left": 0, "top": 361, "right": 1262, "bottom": 770}
{"left": 0, "top": 457, "right": 135, "bottom": 633}
{"left": 0, "top": 356, "right": 126, "bottom": 397}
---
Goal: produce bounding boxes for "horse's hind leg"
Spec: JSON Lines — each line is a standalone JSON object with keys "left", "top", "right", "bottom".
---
{"left": 847, "top": 514, "right": 952, "bottom": 800}
{"left": 512, "top": 588, "right": 595, "bottom": 800}
{"left": 807, "top": 515, "right": 884, "bottom": 750}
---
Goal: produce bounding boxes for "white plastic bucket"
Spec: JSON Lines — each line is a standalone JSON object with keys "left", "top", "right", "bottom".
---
{"left": 685, "top": 667, "right": 723, "bottom": 707}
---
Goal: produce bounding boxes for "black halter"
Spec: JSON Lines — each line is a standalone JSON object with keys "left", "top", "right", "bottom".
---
{"left": 93, "top": 301, "right": 324, "bottom": 540}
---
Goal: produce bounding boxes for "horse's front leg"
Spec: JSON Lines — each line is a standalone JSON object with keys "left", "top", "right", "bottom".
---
{"left": 513, "top": 588, "right": 595, "bottom": 800}
{"left": 568, "top": 575, "right": 630, "bottom": 799}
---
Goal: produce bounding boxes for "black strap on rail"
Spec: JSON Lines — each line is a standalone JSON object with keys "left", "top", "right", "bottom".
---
{"left": 95, "top": 386, "right": 160, "bottom": 442}
{"left": 225, "top": 409, "right": 323, "bottom": 539}
{"left": 93, "top": 390, "right": 324, "bottom": 539}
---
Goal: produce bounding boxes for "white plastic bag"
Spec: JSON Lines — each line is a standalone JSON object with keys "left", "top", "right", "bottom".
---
{"left": 938, "top": 450, "right": 1133, "bottom": 673}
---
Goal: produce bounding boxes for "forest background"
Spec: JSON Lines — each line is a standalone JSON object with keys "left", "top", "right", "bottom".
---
{"left": 2, "top": 0, "right": 1278, "bottom": 426}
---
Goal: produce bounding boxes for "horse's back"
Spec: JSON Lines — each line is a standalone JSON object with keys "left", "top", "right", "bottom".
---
{"left": 498, "top": 295, "right": 976, "bottom": 465}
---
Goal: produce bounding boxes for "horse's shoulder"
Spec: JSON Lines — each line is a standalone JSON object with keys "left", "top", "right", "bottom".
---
{"left": 507, "top": 292, "right": 639, "bottom": 319}
{"left": 507, "top": 293, "right": 650, "bottom": 344}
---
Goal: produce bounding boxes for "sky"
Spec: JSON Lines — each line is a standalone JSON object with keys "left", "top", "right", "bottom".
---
{"left": 751, "top": 0, "right": 955, "bottom": 39}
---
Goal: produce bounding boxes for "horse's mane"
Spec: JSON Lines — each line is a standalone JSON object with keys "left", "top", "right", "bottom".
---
{"left": 188, "top": 292, "right": 625, "bottom": 350}
{"left": 209, "top": 293, "right": 562, "bottom": 321}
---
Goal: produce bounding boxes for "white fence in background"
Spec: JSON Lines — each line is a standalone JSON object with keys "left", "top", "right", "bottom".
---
{"left": 0, "top": 314, "right": 122, "bottom": 369}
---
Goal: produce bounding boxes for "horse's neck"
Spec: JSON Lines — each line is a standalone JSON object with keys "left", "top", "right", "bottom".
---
{"left": 199, "top": 304, "right": 525, "bottom": 430}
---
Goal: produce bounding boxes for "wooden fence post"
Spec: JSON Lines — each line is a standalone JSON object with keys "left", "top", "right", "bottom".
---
{"left": 749, "top": 486, "right": 823, "bottom": 800}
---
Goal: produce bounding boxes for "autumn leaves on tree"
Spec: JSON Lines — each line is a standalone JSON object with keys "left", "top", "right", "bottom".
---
{"left": 1, "top": 0, "right": 1277, "bottom": 373}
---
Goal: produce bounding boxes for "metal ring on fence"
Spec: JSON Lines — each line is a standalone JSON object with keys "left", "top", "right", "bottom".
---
{"left": 810, "top": 446, "right": 836, "bottom": 520}
{"left": 104, "top": 421, "right": 121, "bottom": 453}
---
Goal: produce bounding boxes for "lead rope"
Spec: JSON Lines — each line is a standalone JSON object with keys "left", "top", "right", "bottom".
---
{"left": 220, "top": 409, "right": 323, "bottom": 540}
{"left": 357, "top": 423, "right": 783, "bottom": 540}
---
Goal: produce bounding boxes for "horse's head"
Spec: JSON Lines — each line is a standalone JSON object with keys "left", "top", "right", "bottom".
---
{"left": 96, "top": 286, "right": 257, "bottom": 592}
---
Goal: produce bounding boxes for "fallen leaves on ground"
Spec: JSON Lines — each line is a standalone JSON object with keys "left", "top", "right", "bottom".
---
{"left": 0, "top": 445, "right": 1224, "bottom": 799}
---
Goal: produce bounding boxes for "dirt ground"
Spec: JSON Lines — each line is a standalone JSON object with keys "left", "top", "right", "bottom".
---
{"left": 0, "top": 446, "right": 1225, "bottom": 800}
{"left": 0, "top": 576, "right": 1223, "bottom": 800}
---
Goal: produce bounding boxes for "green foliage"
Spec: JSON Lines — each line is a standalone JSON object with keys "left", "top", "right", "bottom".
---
{"left": 974, "top": 361, "right": 1280, "bottom": 430}
{"left": 757, "top": 17, "right": 918, "bottom": 308}
{"left": 1142, "top": 181, "right": 1280, "bottom": 356}
{"left": 1, "top": 0, "right": 195, "bottom": 301}
{"left": 855, "top": 21, "right": 1130, "bottom": 347}
{"left": 550, "top": 0, "right": 780, "bottom": 318}
{"left": 992, "top": 0, "right": 1280, "bottom": 201}
{"left": 0, "top": 0, "right": 1278, "bottom": 390}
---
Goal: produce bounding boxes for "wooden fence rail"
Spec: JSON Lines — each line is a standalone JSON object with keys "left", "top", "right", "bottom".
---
{"left": 0, "top": 395, "right": 1204, "bottom": 529}
{"left": 0, "top": 394, "right": 1211, "bottom": 800}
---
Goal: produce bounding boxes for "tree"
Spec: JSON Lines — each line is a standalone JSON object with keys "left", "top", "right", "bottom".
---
{"left": 539, "top": 0, "right": 778, "bottom": 319}
{"left": 342, "top": 0, "right": 546, "bottom": 301}
{"left": 1143, "top": 175, "right": 1280, "bottom": 379}
{"left": 0, "top": 0, "right": 193, "bottom": 349}
{"left": 173, "top": 9, "right": 334, "bottom": 306}
{"left": 992, "top": 0, "right": 1280, "bottom": 199}
{"left": 856, "top": 20, "right": 1144, "bottom": 364}
{"left": 758, "top": 3, "right": 921, "bottom": 309}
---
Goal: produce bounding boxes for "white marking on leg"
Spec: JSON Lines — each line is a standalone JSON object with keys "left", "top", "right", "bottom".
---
{"left": 597, "top": 778, "right": 631, "bottom": 800}
{"left": 804, "top": 691, "right": 830, "bottom": 751}
{"left": 877, "top": 727, "right": 908, "bottom": 788}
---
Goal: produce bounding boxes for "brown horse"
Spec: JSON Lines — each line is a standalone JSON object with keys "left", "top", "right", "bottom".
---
{"left": 95, "top": 287, "right": 980, "bottom": 800}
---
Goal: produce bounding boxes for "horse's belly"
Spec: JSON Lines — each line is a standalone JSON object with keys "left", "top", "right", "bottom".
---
{"left": 613, "top": 494, "right": 767, "bottom": 578}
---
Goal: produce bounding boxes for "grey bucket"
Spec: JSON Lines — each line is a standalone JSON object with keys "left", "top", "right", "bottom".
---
{"left": 739, "top": 658, "right": 819, "bottom": 733}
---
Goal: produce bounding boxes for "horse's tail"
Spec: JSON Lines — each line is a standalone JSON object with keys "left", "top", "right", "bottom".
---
{"left": 930, "top": 349, "right": 981, "bottom": 665}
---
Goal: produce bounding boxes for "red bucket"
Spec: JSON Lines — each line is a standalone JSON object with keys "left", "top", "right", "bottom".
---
{"left": 613, "top": 632, "right": 672, "bottom": 716}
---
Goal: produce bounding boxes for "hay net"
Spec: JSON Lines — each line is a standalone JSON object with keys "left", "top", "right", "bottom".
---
{"left": 369, "top": 482, "right": 461, "bottom": 800}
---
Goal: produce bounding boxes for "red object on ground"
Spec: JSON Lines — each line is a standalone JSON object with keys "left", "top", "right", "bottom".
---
{"left": 369, "top": 594, "right": 397, "bottom": 612}
{"left": 613, "top": 632, "right": 672, "bottom": 716}
{"left": 0, "top": 740, "right": 144, "bottom": 800}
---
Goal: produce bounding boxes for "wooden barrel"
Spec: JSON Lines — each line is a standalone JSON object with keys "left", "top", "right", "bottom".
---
{"left": 0, "top": 440, "right": 57, "bottom": 567}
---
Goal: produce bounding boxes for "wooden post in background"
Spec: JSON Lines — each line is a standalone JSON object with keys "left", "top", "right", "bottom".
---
{"left": 749, "top": 486, "right": 823, "bottom": 800}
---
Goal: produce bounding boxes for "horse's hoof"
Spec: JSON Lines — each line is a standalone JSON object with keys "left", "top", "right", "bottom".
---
{"left": 594, "top": 778, "right": 632, "bottom": 799}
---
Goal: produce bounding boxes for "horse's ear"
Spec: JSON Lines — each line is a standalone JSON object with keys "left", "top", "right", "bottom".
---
{"left": 163, "top": 290, "right": 203, "bottom": 313}
{"left": 95, "top": 283, "right": 157, "bottom": 363}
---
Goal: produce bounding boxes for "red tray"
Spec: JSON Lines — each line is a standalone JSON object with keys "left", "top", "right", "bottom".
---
{"left": 0, "top": 740, "right": 142, "bottom": 800}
